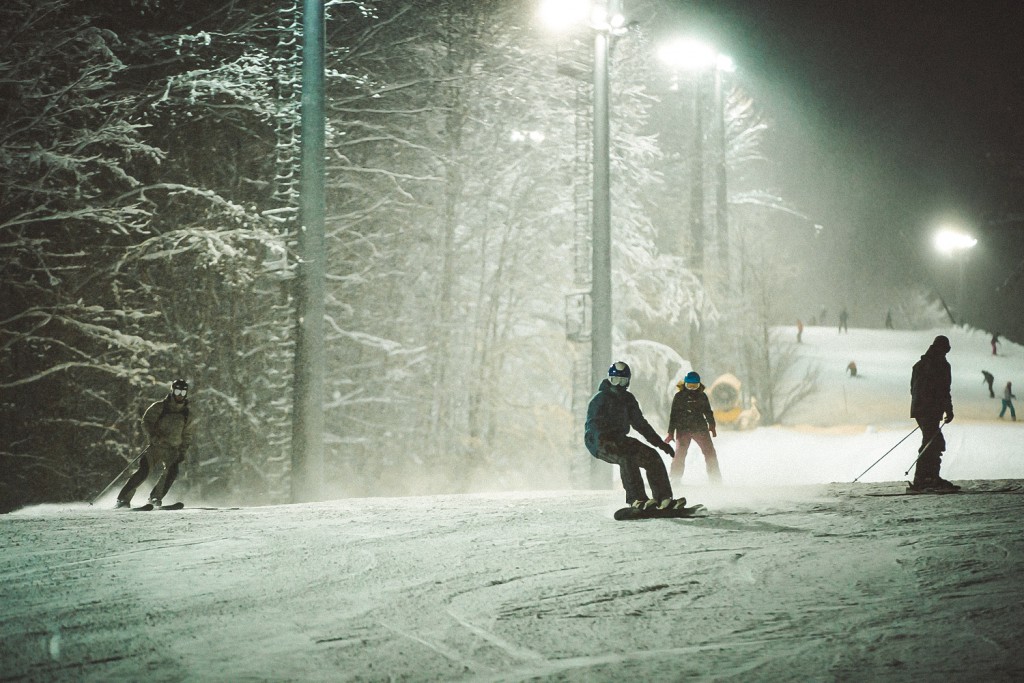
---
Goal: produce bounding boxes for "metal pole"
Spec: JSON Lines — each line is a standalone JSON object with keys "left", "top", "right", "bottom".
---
{"left": 590, "top": 23, "right": 612, "bottom": 489}
{"left": 689, "top": 71, "right": 706, "bottom": 371}
{"left": 292, "top": 0, "right": 326, "bottom": 502}
{"left": 714, "top": 68, "right": 729, "bottom": 292}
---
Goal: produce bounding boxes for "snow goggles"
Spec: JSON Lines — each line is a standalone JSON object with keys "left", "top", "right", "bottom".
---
{"left": 608, "top": 376, "right": 630, "bottom": 387}
{"left": 684, "top": 382, "right": 699, "bottom": 390}
{"left": 173, "top": 388, "right": 188, "bottom": 397}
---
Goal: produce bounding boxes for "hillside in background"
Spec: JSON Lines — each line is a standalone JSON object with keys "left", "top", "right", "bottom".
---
{"left": 670, "top": 325, "right": 1024, "bottom": 489}
{"left": 782, "top": 325, "right": 1019, "bottom": 426}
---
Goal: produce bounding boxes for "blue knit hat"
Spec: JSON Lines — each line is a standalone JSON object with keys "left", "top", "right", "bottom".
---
{"left": 684, "top": 371, "right": 700, "bottom": 384}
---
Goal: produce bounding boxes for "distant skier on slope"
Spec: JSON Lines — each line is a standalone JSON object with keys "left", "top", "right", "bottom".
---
{"left": 665, "top": 372, "right": 722, "bottom": 485}
{"left": 982, "top": 370, "right": 995, "bottom": 398}
{"left": 585, "top": 362, "right": 684, "bottom": 511}
{"left": 999, "top": 381, "right": 1016, "bottom": 421}
{"left": 115, "top": 378, "right": 195, "bottom": 509}
{"left": 909, "top": 336, "right": 959, "bottom": 492}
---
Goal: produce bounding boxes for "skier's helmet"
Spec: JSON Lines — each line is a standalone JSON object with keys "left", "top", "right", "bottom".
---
{"left": 171, "top": 378, "right": 189, "bottom": 397}
{"left": 608, "top": 361, "right": 631, "bottom": 387}
{"left": 684, "top": 371, "right": 701, "bottom": 389}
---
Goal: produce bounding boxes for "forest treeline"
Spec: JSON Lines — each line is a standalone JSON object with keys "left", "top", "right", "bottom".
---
{"left": 1, "top": 0, "right": 825, "bottom": 512}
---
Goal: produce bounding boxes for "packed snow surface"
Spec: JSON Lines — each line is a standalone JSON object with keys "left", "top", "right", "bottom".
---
{"left": 3, "top": 326, "right": 1024, "bottom": 681}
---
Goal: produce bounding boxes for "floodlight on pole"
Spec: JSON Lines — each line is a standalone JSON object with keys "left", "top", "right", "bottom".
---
{"left": 933, "top": 226, "right": 977, "bottom": 325}
{"left": 934, "top": 227, "right": 977, "bottom": 255}
{"left": 658, "top": 38, "right": 717, "bottom": 71}
{"left": 658, "top": 36, "right": 735, "bottom": 368}
{"left": 538, "top": 0, "right": 592, "bottom": 31}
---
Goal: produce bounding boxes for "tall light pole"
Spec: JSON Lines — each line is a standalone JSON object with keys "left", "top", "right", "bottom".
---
{"left": 539, "top": 0, "right": 626, "bottom": 488}
{"left": 934, "top": 227, "right": 977, "bottom": 325}
{"left": 590, "top": 9, "right": 613, "bottom": 440}
{"left": 658, "top": 39, "right": 734, "bottom": 371}
{"left": 712, "top": 54, "right": 735, "bottom": 291}
{"left": 292, "top": 0, "right": 326, "bottom": 502}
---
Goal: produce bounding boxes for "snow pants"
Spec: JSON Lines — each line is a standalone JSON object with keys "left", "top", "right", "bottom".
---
{"left": 1000, "top": 399, "right": 1016, "bottom": 420}
{"left": 117, "top": 444, "right": 183, "bottom": 504}
{"left": 913, "top": 416, "right": 945, "bottom": 484}
{"left": 669, "top": 430, "right": 722, "bottom": 484}
{"left": 593, "top": 437, "right": 673, "bottom": 505}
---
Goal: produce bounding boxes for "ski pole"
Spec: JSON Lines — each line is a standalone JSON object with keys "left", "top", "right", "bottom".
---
{"left": 89, "top": 447, "right": 147, "bottom": 506}
{"left": 853, "top": 426, "right": 919, "bottom": 482}
{"left": 903, "top": 423, "right": 947, "bottom": 477}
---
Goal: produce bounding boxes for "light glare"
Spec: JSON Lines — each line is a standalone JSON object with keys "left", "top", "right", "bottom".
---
{"left": 934, "top": 228, "right": 977, "bottom": 255}
{"left": 659, "top": 38, "right": 716, "bottom": 71}
{"left": 538, "top": 0, "right": 591, "bottom": 31}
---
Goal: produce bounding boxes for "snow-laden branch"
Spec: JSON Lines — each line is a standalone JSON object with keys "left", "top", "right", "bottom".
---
{"left": 0, "top": 361, "right": 157, "bottom": 389}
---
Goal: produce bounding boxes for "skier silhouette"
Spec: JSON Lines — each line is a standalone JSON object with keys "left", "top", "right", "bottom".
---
{"left": 982, "top": 370, "right": 995, "bottom": 398}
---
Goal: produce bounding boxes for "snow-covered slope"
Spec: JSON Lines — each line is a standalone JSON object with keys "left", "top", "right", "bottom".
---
{"left": 782, "top": 325, "right": 1019, "bottom": 426}
{"left": 700, "top": 325, "right": 1024, "bottom": 488}
{"left": 3, "top": 325, "right": 1024, "bottom": 682}
{"left": 4, "top": 484, "right": 1024, "bottom": 681}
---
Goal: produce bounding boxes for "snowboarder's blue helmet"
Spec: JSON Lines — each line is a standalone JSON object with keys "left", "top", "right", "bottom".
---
{"left": 684, "top": 371, "right": 701, "bottom": 385}
{"left": 608, "top": 361, "right": 631, "bottom": 387}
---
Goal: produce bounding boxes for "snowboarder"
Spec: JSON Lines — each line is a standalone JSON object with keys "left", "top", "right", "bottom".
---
{"left": 585, "top": 362, "right": 683, "bottom": 510}
{"left": 665, "top": 372, "right": 722, "bottom": 484}
{"left": 999, "top": 381, "right": 1016, "bottom": 421}
{"left": 991, "top": 332, "right": 1001, "bottom": 356}
{"left": 982, "top": 370, "right": 995, "bottom": 398}
{"left": 115, "top": 378, "right": 195, "bottom": 509}
{"left": 909, "top": 336, "right": 958, "bottom": 492}
{"left": 838, "top": 307, "right": 849, "bottom": 334}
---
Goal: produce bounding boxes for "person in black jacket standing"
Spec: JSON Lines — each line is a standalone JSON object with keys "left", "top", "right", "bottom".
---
{"left": 665, "top": 371, "right": 722, "bottom": 485}
{"left": 585, "top": 361, "right": 683, "bottom": 510}
{"left": 909, "top": 336, "right": 959, "bottom": 492}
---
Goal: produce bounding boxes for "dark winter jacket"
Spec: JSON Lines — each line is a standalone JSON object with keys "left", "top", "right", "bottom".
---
{"left": 910, "top": 347, "right": 952, "bottom": 419}
{"left": 667, "top": 383, "right": 716, "bottom": 434}
{"left": 143, "top": 395, "right": 195, "bottom": 454}
{"left": 584, "top": 379, "right": 663, "bottom": 455}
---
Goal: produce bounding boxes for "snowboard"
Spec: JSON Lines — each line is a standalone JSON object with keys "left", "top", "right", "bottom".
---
{"left": 614, "top": 503, "right": 708, "bottom": 521}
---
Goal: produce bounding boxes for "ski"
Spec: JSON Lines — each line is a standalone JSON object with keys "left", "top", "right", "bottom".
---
{"left": 614, "top": 503, "right": 708, "bottom": 521}
{"left": 128, "top": 502, "right": 184, "bottom": 511}
{"left": 865, "top": 484, "right": 1022, "bottom": 497}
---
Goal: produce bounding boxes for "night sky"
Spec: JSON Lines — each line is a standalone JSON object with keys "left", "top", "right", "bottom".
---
{"left": 643, "top": 0, "right": 1024, "bottom": 340}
